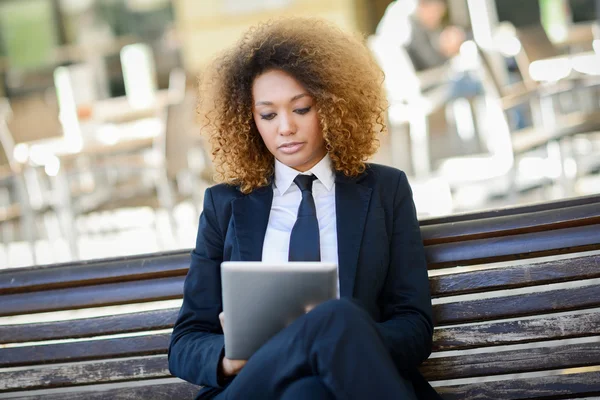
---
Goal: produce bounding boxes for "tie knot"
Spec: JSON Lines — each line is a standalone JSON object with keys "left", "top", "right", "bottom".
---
{"left": 294, "top": 174, "right": 317, "bottom": 192}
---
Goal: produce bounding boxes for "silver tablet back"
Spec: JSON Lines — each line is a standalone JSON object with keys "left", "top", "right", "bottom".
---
{"left": 221, "top": 262, "right": 337, "bottom": 360}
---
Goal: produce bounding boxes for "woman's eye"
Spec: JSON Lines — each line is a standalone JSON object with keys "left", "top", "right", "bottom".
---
{"left": 295, "top": 107, "right": 311, "bottom": 115}
{"left": 260, "top": 113, "right": 276, "bottom": 120}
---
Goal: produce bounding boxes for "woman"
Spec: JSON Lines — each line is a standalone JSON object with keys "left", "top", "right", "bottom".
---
{"left": 168, "top": 17, "right": 441, "bottom": 400}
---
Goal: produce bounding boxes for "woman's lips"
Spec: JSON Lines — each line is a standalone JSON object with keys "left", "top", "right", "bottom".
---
{"left": 278, "top": 142, "right": 305, "bottom": 154}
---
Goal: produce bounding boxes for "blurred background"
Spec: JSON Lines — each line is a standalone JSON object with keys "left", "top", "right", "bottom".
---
{"left": 0, "top": 0, "right": 598, "bottom": 268}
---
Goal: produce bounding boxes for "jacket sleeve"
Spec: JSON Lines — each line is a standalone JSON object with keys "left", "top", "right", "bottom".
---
{"left": 375, "top": 171, "right": 434, "bottom": 370}
{"left": 168, "top": 187, "right": 227, "bottom": 387}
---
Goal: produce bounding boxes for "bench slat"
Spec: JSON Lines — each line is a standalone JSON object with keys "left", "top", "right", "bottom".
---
{"left": 0, "top": 251, "right": 189, "bottom": 296}
{"left": 435, "top": 370, "right": 600, "bottom": 400}
{"left": 0, "top": 277, "right": 184, "bottom": 318}
{"left": 0, "top": 309, "right": 179, "bottom": 345}
{"left": 426, "top": 224, "right": 600, "bottom": 269}
{"left": 0, "top": 378, "right": 199, "bottom": 400}
{"left": 421, "top": 341, "right": 600, "bottom": 381}
{"left": 433, "top": 311, "right": 600, "bottom": 351}
{"left": 0, "top": 356, "right": 170, "bottom": 392}
{"left": 420, "top": 194, "right": 600, "bottom": 226}
{"left": 421, "top": 203, "right": 600, "bottom": 245}
{"left": 434, "top": 283, "right": 600, "bottom": 325}
{"left": 1, "top": 308, "right": 597, "bottom": 356}
{"left": 0, "top": 334, "right": 170, "bottom": 368}
{"left": 430, "top": 254, "right": 600, "bottom": 298}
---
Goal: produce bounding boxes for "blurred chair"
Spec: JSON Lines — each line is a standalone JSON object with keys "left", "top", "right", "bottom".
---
{"left": 0, "top": 98, "right": 41, "bottom": 263}
{"left": 121, "top": 43, "right": 157, "bottom": 110}
{"left": 2, "top": 95, "right": 82, "bottom": 261}
{"left": 443, "top": 45, "right": 600, "bottom": 199}
{"left": 514, "top": 25, "right": 600, "bottom": 116}
{"left": 93, "top": 88, "right": 212, "bottom": 216}
{"left": 66, "top": 84, "right": 212, "bottom": 252}
{"left": 5, "top": 90, "right": 62, "bottom": 143}
{"left": 510, "top": 26, "right": 600, "bottom": 190}
{"left": 368, "top": 33, "right": 454, "bottom": 177}
{"left": 433, "top": 46, "right": 518, "bottom": 200}
{"left": 162, "top": 90, "right": 214, "bottom": 216}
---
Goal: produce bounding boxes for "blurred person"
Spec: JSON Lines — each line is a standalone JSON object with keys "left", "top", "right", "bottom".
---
{"left": 168, "top": 17, "right": 441, "bottom": 400}
{"left": 377, "top": 0, "right": 481, "bottom": 100}
{"left": 406, "top": 0, "right": 465, "bottom": 71}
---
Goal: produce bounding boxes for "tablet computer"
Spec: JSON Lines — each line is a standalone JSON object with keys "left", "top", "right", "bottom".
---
{"left": 221, "top": 261, "right": 337, "bottom": 360}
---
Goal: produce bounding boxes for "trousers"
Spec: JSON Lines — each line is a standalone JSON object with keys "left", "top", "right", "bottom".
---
{"left": 209, "top": 299, "right": 418, "bottom": 400}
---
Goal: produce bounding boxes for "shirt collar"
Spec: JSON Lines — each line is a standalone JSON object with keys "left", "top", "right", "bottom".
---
{"left": 274, "top": 154, "right": 335, "bottom": 194}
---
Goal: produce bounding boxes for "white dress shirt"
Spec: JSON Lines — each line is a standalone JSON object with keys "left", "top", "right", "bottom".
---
{"left": 262, "top": 155, "right": 339, "bottom": 291}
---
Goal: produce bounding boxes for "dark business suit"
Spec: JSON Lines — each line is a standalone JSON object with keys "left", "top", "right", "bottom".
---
{"left": 168, "top": 163, "right": 441, "bottom": 399}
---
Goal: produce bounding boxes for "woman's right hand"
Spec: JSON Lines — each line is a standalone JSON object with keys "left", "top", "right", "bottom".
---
{"left": 219, "top": 312, "right": 248, "bottom": 377}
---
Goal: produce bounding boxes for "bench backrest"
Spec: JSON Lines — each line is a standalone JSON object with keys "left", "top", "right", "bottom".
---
{"left": 1, "top": 194, "right": 599, "bottom": 399}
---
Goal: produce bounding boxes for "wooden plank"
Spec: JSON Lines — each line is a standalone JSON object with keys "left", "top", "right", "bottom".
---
{"left": 433, "top": 312, "right": 600, "bottom": 351}
{"left": 0, "top": 334, "right": 170, "bottom": 368}
{"left": 1, "top": 378, "right": 200, "bottom": 400}
{"left": 420, "top": 194, "right": 600, "bottom": 226}
{"left": 421, "top": 341, "right": 600, "bottom": 381}
{"left": 421, "top": 203, "right": 600, "bottom": 245}
{"left": 436, "top": 370, "right": 600, "bottom": 400}
{"left": 434, "top": 284, "right": 600, "bottom": 326}
{"left": 0, "top": 356, "right": 170, "bottom": 392}
{"left": 0, "top": 309, "right": 178, "bottom": 345}
{"left": 425, "top": 224, "right": 600, "bottom": 269}
{"left": 429, "top": 254, "right": 600, "bottom": 297}
{"left": 0, "top": 250, "right": 189, "bottom": 295}
{"left": 0, "top": 277, "right": 184, "bottom": 317}
{"left": 563, "top": 398, "right": 600, "bottom": 399}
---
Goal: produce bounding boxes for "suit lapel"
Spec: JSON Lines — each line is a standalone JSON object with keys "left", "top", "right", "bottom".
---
{"left": 335, "top": 172, "right": 372, "bottom": 298}
{"left": 231, "top": 185, "right": 273, "bottom": 261}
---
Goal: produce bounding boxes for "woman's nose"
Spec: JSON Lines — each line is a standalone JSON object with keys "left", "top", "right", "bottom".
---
{"left": 278, "top": 113, "right": 296, "bottom": 135}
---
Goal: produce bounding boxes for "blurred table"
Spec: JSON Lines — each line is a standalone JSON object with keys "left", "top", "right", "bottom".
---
{"left": 90, "top": 89, "right": 171, "bottom": 124}
{"left": 25, "top": 118, "right": 164, "bottom": 165}
{"left": 14, "top": 90, "right": 170, "bottom": 168}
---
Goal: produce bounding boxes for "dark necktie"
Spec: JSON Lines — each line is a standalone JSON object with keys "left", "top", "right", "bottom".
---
{"left": 288, "top": 174, "right": 321, "bottom": 261}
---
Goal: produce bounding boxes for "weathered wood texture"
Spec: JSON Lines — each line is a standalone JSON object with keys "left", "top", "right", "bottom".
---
{"left": 421, "top": 341, "right": 600, "bottom": 380}
{"left": 433, "top": 311, "right": 600, "bottom": 351}
{"left": 0, "top": 250, "right": 189, "bottom": 295}
{"left": 421, "top": 202, "right": 600, "bottom": 245}
{"left": 0, "top": 356, "right": 170, "bottom": 392}
{"left": 430, "top": 254, "right": 600, "bottom": 297}
{"left": 1, "top": 379, "right": 200, "bottom": 400}
{"left": 0, "top": 334, "right": 170, "bottom": 368}
{"left": 433, "top": 283, "right": 600, "bottom": 325}
{"left": 0, "top": 277, "right": 184, "bottom": 317}
{"left": 435, "top": 370, "right": 600, "bottom": 400}
{"left": 420, "top": 194, "right": 600, "bottom": 225}
{"left": 0, "top": 308, "right": 178, "bottom": 345}
{"left": 426, "top": 224, "right": 600, "bottom": 268}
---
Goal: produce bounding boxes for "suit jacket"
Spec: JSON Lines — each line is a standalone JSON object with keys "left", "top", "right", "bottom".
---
{"left": 168, "top": 163, "right": 441, "bottom": 400}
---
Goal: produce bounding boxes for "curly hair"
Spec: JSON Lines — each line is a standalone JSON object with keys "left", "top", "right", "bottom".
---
{"left": 198, "top": 17, "right": 388, "bottom": 193}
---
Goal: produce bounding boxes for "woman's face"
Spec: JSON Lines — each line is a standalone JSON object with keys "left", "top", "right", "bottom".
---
{"left": 252, "top": 69, "right": 327, "bottom": 172}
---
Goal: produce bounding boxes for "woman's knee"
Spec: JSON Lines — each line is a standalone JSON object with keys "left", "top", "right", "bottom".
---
{"left": 308, "top": 298, "right": 370, "bottom": 326}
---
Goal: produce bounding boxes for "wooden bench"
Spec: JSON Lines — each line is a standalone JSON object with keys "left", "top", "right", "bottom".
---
{"left": 1, "top": 194, "right": 599, "bottom": 399}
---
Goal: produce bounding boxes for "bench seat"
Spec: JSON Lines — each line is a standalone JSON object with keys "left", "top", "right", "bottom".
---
{"left": 1, "top": 194, "right": 599, "bottom": 399}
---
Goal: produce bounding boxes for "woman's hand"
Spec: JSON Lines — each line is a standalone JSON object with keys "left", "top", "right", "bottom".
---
{"left": 219, "top": 312, "right": 248, "bottom": 378}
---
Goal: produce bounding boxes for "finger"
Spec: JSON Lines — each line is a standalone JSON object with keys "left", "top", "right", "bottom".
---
{"left": 234, "top": 360, "right": 248, "bottom": 373}
{"left": 304, "top": 304, "right": 316, "bottom": 313}
{"left": 219, "top": 312, "right": 225, "bottom": 330}
{"left": 225, "top": 357, "right": 247, "bottom": 364}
